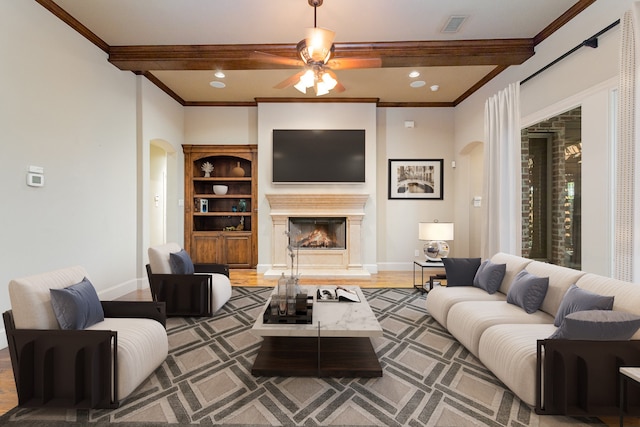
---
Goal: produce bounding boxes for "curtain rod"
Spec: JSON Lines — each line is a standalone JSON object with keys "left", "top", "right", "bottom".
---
{"left": 520, "top": 19, "right": 620, "bottom": 85}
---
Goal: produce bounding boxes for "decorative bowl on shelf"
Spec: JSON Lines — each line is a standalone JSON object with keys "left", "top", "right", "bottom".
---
{"left": 213, "top": 185, "right": 228, "bottom": 195}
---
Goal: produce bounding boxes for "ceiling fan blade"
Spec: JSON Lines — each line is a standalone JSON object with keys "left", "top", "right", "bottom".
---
{"left": 333, "top": 81, "right": 346, "bottom": 93}
{"left": 274, "top": 70, "right": 306, "bottom": 89}
{"left": 250, "top": 51, "right": 302, "bottom": 67}
{"left": 326, "top": 57, "right": 382, "bottom": 70}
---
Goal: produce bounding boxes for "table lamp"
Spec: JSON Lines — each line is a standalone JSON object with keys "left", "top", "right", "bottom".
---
{"left": 419, "top": 221, "right": 454, "bottom": 262}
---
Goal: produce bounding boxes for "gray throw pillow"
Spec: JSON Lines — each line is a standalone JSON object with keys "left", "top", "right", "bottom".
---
{"left": 549, "top": 310, "right": 640, "bottom": 340}
{"left": 553, "top": 284, "right": 614, "bottom": 327}
{"left": 442, "top": 258, "right": 481, "bottom": 287}
{"left": 169, "top": 249, "right": 195, "bottom": 274}
{"left": 473, "top": 260, "right": 506, "bottom": 294}
{"left": 506, "top": 270, "right": 549, "bottom": 314}
{"left": 50, "top": 277, "right": 105, "bottom": 330}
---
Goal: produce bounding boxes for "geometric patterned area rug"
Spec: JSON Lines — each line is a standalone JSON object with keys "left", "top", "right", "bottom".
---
{"left": 0, "top": 287, "right": 605, "bottom": 427}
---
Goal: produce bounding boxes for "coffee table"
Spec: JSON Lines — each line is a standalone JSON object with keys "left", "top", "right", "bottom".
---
{"left": 250, "top": 285, "right": 383, "bottom": 377}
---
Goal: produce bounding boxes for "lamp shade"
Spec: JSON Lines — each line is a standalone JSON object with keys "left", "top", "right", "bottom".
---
{"left": 419, "top": 222, "right": 454, "bottom": 241}
{"left": 303, "top": 27, "right": 335, "bottom": 63}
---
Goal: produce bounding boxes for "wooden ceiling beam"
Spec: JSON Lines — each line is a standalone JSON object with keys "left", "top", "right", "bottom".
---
{"left": 108, "top": 39, "right": 534, "bottom": 72}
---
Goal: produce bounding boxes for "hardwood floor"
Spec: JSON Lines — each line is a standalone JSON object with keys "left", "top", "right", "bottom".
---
{"left": 0, "top": 269, "right": 634, "bottom": 426}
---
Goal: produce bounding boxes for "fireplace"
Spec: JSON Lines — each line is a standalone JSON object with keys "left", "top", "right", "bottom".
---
{"left": 265, "top": 194, "right": 369, "bottom": 278}
{"left": 289, "top": 217, "right": 346, "bottom": 250}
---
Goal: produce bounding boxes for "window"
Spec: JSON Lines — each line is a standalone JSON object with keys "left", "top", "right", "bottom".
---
{"left": 522, "top": 107, "right": 581, "bottom": 269}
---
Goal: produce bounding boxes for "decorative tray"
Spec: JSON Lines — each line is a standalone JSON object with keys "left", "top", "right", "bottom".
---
{"left": 263, "top": 295, "right": 313, "bottom": 324}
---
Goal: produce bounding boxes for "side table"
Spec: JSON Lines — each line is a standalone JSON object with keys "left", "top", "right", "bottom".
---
{"left": 413, "top": 260, "right": 445, "bottom": 294}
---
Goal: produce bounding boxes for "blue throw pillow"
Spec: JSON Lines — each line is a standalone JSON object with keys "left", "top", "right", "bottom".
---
{"left": 50, "top": 277, "right": 104, "bottom": 330}
{"left": 549, "top": 310, "right": 640, "bottom": 340}
{"left": 169, "top": 249, "right": 195, "bottom": 274}
{"left": 473, "top": 260, "right": 506, "bottom": 294}
{"left": 442, "top": 258, "right": 482, "bottom": 287}
{"left": 506, "top": 270, "right": 549, "bottom": 314}
{"left": 553, "top": 284, "right": 614, "bottom": 327}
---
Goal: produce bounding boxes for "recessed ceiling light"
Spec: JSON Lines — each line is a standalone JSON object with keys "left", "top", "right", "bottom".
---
{"left": 210, "top": 81, "right": 226, "bottom": 89}
{"left": 430, "top": 84, "right": 440, "bottom": 92}
{"left": 214, "top": 71, "right": 226, "bottom": 78}
{"left": 410, "top": 81, "right": 426, "bottom": 88}
{"left": 409, "top": 71, "right": 420, "bottom": 78}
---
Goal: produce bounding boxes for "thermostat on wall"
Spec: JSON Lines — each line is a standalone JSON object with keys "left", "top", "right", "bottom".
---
{"left": 27, "top": 172, "right": 44, "bottom": 187}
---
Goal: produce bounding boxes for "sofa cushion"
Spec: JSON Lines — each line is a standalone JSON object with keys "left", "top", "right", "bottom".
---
{"left": 50, "top": 277, "right": 105, "bottom": 330}
{"left": 442, "top": 257, "right": 481, "bottom": 286}
{"left": 8, "top": 266, "right": 90, "bottom": 329}
{"left": 553, "top": 284, "right": 614, "bottom": 327}
{"left": 473, "top": 260, "right": 506, "bottom": 294}
{"left": 447, "top": 300, "right": 554, "bottom": 356}
{"left": 506, "top": 270, "right": 549, "bottom": 314}
{"left": 478, "top": 323, "right": 557, "bottom": 407}
{"left": 489, "top": 253, "right": 534, "bottom": 295}
{"left": 425, "top": 286, "right": 506, "bottom": 329}
{"left": 524, "top": 260, "right": 586, "bottom": 318}
{"left": 169, "top": 249, "right": 195, "bottom": 274}
{"left": 576, "top": 273, "right": 640, "bottom": 339}
{"left": 549, "top": 310, "right": 640, "bottom": 340}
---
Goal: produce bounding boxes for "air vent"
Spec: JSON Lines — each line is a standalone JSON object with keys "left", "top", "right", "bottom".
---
{"left": 441, "top": 15, "right": 468, "bottom": 33}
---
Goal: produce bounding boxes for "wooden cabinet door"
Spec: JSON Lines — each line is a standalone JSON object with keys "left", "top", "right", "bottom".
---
{"left": 192, "top": 234, "right": 222, "bottom": 264}
{"left": 222, "top": 233, "right": 252, "bottom": 268}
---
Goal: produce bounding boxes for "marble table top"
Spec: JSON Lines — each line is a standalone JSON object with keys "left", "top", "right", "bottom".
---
{"left": 251, "top": 285, "right": 383, "bottom": 338}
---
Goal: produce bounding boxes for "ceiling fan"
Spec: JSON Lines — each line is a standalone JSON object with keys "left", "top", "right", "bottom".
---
{"left": 252, "top": 0, "right": 381, "bottom": 96}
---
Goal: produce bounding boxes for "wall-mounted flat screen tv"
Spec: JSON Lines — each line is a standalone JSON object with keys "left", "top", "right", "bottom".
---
{"left": 272, "top": 129, "right": 366, "bottom": 183}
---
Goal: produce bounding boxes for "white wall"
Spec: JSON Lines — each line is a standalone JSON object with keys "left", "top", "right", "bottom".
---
{"left": 454, "top": 0, "right": 632, "bottom": 275}
{"left": 376, "top": 108, "right": 456, "bottom": 269}
{"left": 0, "top": 2, "right": 187, "bottom": 350}
{"left": 0, "top": 2, "right": 138, "bottom": 347}
{"left": 185, "top": 107, "right": 258, "bottom": 144}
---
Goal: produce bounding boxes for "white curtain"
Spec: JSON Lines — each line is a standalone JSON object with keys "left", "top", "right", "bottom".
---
{"left": 617, "top": 8, "right": 638, "bottom": 281}
{"left": 482, "top": 82, "right": 521, "bottom": 259}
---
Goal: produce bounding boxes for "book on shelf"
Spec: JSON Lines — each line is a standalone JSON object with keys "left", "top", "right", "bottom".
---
{"left": 316, "top": 286, "right": 360, "bottom": 303}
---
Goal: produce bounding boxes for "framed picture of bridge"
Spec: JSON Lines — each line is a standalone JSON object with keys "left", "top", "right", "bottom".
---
{"left": 388, "top": 159, "right": 444, "bottom": 200}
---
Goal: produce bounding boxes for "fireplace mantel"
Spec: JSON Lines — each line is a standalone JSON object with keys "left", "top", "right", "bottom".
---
{"left": 265, "top": 194, "right": 370, "bottom": 278}
{"left": 265, "top": 194, "right": 369, "bottom": 214}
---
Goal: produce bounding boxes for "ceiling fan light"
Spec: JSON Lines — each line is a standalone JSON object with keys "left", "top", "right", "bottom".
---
{"left": 294, "top": 80, "right": 307, "bottom": 94}
{"left": 300, "top": 69, "right": 315, "bottom": 87}
{"left": 315, "top": 81, "right": 329, "bottom": 96}
{"left": 305, "top": 27, "right": 335, "bottom": 63}
{"left": 321, "top": 72, "right": 337, "bottom": 90}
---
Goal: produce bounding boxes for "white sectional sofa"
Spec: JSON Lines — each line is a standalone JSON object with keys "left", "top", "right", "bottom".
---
{"left": 426, "top": 253, "right": 640, "bottom": 416}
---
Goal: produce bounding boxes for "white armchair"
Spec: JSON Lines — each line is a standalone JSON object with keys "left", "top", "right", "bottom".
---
{"left": 147, "top": 242, "right": 232, "bottom": 316}
{"left": 4, "top": 266, "right": 168, "bottom": 408}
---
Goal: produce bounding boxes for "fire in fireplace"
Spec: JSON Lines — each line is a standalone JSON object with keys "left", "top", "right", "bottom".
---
{"left": 288, "top": 217, "right": 346, "bottom": 249}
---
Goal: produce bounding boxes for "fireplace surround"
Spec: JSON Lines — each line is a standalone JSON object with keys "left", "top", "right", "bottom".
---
{"left": 265, "top": 194, "right": 370, "bottom": 278}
